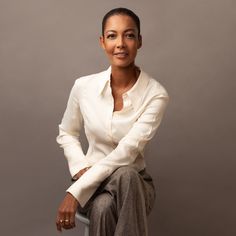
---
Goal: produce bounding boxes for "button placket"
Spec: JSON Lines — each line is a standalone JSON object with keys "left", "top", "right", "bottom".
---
{"left": 122, "top": 93, "right": 132, "bottom": 111}
{"left": 106, "top": 83, "right": 116, "bottom": 145}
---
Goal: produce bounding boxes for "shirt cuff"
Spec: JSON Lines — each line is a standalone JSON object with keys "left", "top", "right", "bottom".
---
{"left": 68, "top": 161, "right": 90, "bottom": 178}
{"left": 66, "top": 165, "right": 111, "bottom": 207}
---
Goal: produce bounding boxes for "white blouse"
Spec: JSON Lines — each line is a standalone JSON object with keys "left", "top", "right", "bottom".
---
{"left": 56, "top": 67, "right": 169, "bottom": 207}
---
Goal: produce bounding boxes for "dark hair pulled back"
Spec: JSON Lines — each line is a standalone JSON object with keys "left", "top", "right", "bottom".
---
{"left": 102, "top": 8, "right": 140, "bottom": 36}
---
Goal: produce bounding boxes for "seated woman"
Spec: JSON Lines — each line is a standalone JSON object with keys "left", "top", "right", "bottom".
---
{"left": 55, "top": 7, "right": 169, "bottom": 236}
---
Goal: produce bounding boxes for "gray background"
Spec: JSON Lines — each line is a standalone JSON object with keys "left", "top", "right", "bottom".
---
{"left": 1, "top": 0, "right": 235, "bottom": 235}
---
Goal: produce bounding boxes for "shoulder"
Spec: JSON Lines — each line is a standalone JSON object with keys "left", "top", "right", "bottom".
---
{"left": 73, "top": 69, "right": 108, "bottom": 88}
{"left": 68, "top": 69, "right": 108, "bottom": 100}
{"left": 142, "top": 70, "right": 169, "bottom": 99}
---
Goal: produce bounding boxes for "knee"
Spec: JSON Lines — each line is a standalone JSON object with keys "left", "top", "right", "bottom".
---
{"left": 90, "top": 193, "right": 115, "bottom": 217}
{"left": 114, "top": 166, "right": 140, "bottom": 182}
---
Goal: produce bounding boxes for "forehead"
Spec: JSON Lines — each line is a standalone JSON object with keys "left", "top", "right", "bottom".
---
{"left": 104, "top": 14, "right": 137, "bottom": 32}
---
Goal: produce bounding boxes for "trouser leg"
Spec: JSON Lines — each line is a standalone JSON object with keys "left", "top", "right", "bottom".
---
{"left": 78, "top": 166, "right": 156, "bottom": 236}
{"left": 88, "top": 192, "right": 117, "bottom": 236}
{"left": 107, "top": 167, "right": 155, "bottom": 236}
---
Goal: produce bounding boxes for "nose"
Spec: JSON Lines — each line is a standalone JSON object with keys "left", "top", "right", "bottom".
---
{"left": 116, "top": 35, "right": 125, "bottom": 48}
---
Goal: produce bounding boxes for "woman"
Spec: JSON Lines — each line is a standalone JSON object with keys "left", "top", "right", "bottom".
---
{"left": 55, "top": 7, "right": 169, "bottom": 236}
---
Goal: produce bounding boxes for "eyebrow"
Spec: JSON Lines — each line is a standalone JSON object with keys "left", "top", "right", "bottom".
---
{"left": 105, "top": 28, "right": 136, "bottom": 34}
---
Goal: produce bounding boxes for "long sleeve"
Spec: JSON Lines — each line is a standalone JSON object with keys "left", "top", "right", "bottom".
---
{"left": 67, "top": 91, "right": 169, "bottom": 207}
{"left": 56, "top": 82, "right": 89, "bottom": 177}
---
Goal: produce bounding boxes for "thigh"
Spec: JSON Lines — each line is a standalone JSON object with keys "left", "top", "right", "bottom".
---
{"left": 78, "top": 167, "right": 156, "bottom": 216}
{"left": 101, "top": 166, "right": 156, "bottom": 215}
{"left": 139, "top": 169, "right": 156, "bottom": 215}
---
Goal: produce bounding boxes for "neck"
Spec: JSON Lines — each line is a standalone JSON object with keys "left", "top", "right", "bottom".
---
{"left": 111, "top": 64, "right": 139, "bottom": 88}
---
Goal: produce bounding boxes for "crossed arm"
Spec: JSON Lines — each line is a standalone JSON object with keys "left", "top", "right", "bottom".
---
{"left": 55, "top": 84, "right": 169, "bottom": 231}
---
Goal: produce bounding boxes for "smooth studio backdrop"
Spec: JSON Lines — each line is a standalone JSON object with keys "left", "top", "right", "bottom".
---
{"left": 1, "top": 0, "right": 235, "bottom": 235}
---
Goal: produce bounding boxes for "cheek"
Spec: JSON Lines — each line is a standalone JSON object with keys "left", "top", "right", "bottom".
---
{"left": 129, "top": 45, "right": 139, "bottom": 55}
{"left": 127, "top": 40, "right": 139, "bottom": 50}
{"left": 104, "top": 44, "right": 115, "bottom": 55}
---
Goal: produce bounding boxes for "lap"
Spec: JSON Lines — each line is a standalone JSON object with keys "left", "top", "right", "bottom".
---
{"left": 78, "top": 166, "right": 156, "bottom": 216}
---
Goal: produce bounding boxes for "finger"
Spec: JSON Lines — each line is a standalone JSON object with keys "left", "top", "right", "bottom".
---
{"left": 60, "top": 219, "right": 65, "bottom": 229}
{"left": 56, "top": 222, "right": 62, "bottom": 232}
{"left": 62, "top": 212, "right": 75, "bottom": 230}
{"left": 79, "top": 169, "right": 87, "bottom": 177}
{"left": 56, "top": 213, "right": 62, "bottom": 231}
{"left": 56, "top": 219, "right": 62, "bottom": 232}
{"left": 58, "top": 208, "right": 67, "bottom": 229}
{"left": 62, "top": 218, "right": 74, "bottom": 230}
{"left": 65, "top": 211, "right": 75, "bottom": 229}
{"left": 69, "top": 211, "right": 76, "bottom": 228}
{"left": 63, "top": 224, "right": 74, "bottom": 230}
{"left": 64, "top": 213, "right": 70, "bottom": 227}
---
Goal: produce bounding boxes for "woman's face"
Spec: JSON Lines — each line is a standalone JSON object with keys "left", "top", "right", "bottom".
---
{"left": 100, "top": 14, "right": 142, "bottom": 69}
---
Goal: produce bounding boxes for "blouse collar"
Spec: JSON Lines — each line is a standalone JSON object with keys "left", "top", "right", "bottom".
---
{"left": 98, "top": 66, "right": 150, "bottom": 110}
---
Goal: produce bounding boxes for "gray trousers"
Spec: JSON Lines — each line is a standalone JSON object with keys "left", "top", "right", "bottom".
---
{"left": 78, "top": 166, "right": 156, "bottom": 236}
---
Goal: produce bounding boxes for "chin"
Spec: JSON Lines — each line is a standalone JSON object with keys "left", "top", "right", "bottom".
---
{"left": 111, "top": 60, "right": 135, "bottom": 69}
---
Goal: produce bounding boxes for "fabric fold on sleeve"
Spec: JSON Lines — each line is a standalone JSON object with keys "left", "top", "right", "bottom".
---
{"left": 56, "top": 81, "right": 89, "bottom": 177}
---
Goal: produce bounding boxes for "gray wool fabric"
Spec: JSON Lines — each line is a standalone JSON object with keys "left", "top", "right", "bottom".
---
{"left": 78, "top": 166, "right": 156, "bottom": 236}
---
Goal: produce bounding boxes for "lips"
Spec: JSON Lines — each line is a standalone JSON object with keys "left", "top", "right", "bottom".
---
{"left": 113, "top": 52, "right": 128, "bottom": 58}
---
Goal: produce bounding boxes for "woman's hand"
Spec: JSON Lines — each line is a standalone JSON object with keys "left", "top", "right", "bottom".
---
{"left": 72, "top": 166, "right": 91, "bottom": 180}
{"left": 56, "top": 167, "right": 90, "bottom": 231}
{"left": 56, "top": 193, "right": 79, "bottom": 232}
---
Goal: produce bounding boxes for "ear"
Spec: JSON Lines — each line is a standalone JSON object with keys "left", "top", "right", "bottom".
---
{"left": 138, "top": 35, "right": 142, "bottom": 49}
{"left": 99, "top": 36, "right": 105, "bottom": 50}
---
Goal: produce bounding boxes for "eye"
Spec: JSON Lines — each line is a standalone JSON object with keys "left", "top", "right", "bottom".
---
{"left": 125, "top": 33, "right": 136, "bottom": 39}
{"left": 106, "top": 34, "right": 116, "bottom": 39}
